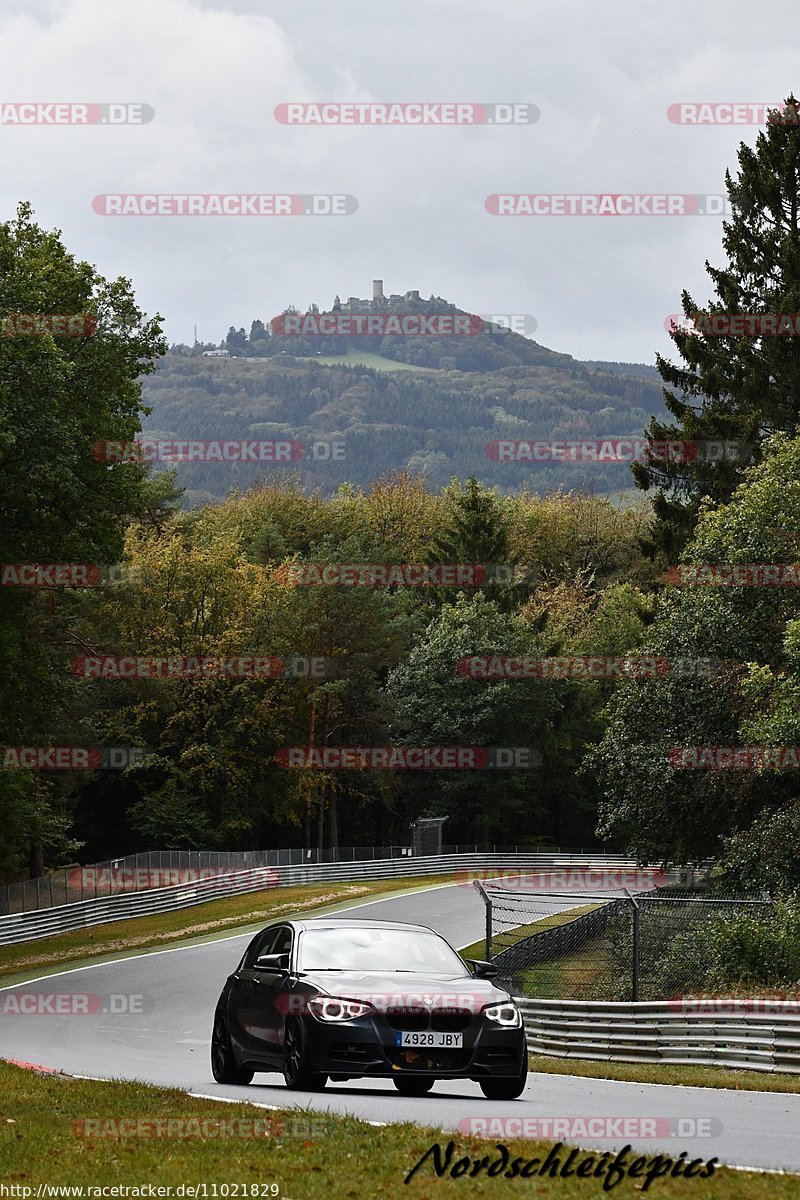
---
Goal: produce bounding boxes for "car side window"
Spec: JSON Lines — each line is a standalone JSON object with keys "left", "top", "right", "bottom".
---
{"left": 243, "top": 927, "right": 279, "bottom": 969}
{"left": 271, "top": 926, "right": 293, "bottom": 959}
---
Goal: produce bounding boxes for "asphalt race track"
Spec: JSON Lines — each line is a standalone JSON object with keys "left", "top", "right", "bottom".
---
{"left": 2, "top": 880, "right": 799, "bottom": 1174}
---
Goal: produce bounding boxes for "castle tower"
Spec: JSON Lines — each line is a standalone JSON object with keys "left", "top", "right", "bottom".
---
{"left": 372, "top": 279, "right": 384, "bottom": 301}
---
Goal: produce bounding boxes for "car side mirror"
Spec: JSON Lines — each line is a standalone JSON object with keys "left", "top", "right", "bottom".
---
{"left": 255, "top": 952, "right": 290, "bottom": 972}
{"left": 467, "top": 959, "right": 499, "bottom": 978}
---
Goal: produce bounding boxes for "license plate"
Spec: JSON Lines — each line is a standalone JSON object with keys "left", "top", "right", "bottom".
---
{"left": 394, "top": 1031, "right": 463, "bottom": 1048}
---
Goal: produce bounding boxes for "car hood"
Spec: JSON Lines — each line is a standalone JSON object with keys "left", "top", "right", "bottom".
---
{"left": 297, "top": 970, "right": 512, "bottom": 1007}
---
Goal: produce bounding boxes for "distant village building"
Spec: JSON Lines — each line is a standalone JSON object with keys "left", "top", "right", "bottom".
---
{"left": 203, "top": 349, "right": 230, "bottom": 357}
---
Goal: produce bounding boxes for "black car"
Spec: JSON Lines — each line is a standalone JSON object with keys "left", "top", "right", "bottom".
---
{"left": 211, "top": 918, "right": 528, "bottom": 1098}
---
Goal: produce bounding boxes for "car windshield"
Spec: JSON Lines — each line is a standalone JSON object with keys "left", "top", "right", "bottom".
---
{"left": 297, "top": 925, "right": 469, "bottom": 974}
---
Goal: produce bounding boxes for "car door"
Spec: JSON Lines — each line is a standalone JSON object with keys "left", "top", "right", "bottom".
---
{"left": 227, "top": 927, "right": 280, "bottom": 1059}
{"left": 253, "top": 924, "right": 295, "bottom": 1062}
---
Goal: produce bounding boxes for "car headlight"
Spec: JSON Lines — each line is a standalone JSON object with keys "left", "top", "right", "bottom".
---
{"left": 307, "top": 996, "right": 374, "bottom": 1022}
{"left": 482, "top": 1002, "right": 522, "bottom": 1028}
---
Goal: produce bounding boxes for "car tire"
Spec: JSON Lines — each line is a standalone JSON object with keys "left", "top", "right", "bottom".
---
{"left": 393, "top": 1076, "right": 435, "bottom": 1096}
{"left": 283, "top": 1017, "right": 328, "bottom": 1091}
{"left": 211, "top": 1012, "right": 254, "bottom": 1085}
{"left": 479, "top": 1056, "right": 528, "bottom": 1100}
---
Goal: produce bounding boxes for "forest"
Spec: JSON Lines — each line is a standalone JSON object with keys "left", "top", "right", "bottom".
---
{"left": 4, "top": 99, "right": 800, "bottom": 911}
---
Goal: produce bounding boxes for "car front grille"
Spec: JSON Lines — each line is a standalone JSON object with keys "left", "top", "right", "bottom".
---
{"left": 384, "top": 1006, "right": 474, "bottom": 1033}
{"left": 431, "top": 1008, "right": 473, "bottom": 1032}
{"left": 385, "top": 1006, "right": 428, "bottom": 1031}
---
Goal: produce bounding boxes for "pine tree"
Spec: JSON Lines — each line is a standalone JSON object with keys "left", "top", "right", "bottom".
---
{"left": 634, "top": 96, "right": 800, "bottom": 557}
{"left": 429, "top": 477, "right": 530, "bottom": 608}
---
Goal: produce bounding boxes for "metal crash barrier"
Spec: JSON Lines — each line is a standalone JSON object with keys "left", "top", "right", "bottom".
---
{"left": 516, "top": 997, "right": 800, "bottom": 1074}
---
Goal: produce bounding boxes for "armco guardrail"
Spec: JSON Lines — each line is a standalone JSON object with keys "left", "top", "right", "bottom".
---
{"left": 515, "top": 997, "right": 800, "bottom": 1074}
{"left": 0, "top": 852, "right": 639, "bottom": 947}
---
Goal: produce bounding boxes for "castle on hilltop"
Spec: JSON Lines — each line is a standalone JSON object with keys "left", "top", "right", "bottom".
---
{"left": 333, "top": 280, "right": 424, "bottom": 313}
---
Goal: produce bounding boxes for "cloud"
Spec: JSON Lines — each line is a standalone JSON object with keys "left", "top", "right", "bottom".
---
{"left": 0, "top": 0, "right": 797, "bottom": 361}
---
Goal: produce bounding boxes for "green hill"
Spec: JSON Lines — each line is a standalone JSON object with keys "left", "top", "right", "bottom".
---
{"left": 143, "top": 303, "right": 666, "bottom": 504}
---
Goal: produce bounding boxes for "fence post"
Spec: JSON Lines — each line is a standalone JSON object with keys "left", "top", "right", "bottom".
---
{"left": 624, "top": 889, "right": 640, "bottom": 1002}
{"left": 473, "top": 880, "right": 492, "bottom": 960}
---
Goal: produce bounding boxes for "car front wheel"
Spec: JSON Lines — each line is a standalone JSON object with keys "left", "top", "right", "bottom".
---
{"left": 211, "top": 1013, "right": 254, "bottom": 1085}
{"left": 393, "top": 1075, "right": 435, "bottom": 1096}
{"left": 283, "top": 1017, "right": 328, "bottom": 1091}
{"left": 479, "top": 1056, "right": 528, "bottom": 1100}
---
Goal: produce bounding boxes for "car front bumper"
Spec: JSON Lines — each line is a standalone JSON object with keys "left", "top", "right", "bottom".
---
{"left": 303, "top": 1014, "right": 527, "bottom": 1079}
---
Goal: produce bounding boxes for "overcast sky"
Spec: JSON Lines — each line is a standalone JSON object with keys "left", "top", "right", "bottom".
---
{"left": 2, "top": 0, "right": 797, "bottom": 363}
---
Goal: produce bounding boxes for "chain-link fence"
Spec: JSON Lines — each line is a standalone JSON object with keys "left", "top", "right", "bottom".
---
{"left": 477, "top": 882, "right": 772, "bottom": 1001}
{"left": 0, "top": 843, "right": 606, "bottom": 916}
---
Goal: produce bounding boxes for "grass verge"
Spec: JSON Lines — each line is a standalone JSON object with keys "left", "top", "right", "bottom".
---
{"left": 0, "top": 1061, "right": 796, "bottom": 1197}
{"left": 0, "top": 875, "right": 453, "bottom": 984}
{"left": 514, "top": 932, "right": 612, "bottom": 1000}
{"left": 458, "top": 903, "right": 600, "bottom": 963}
